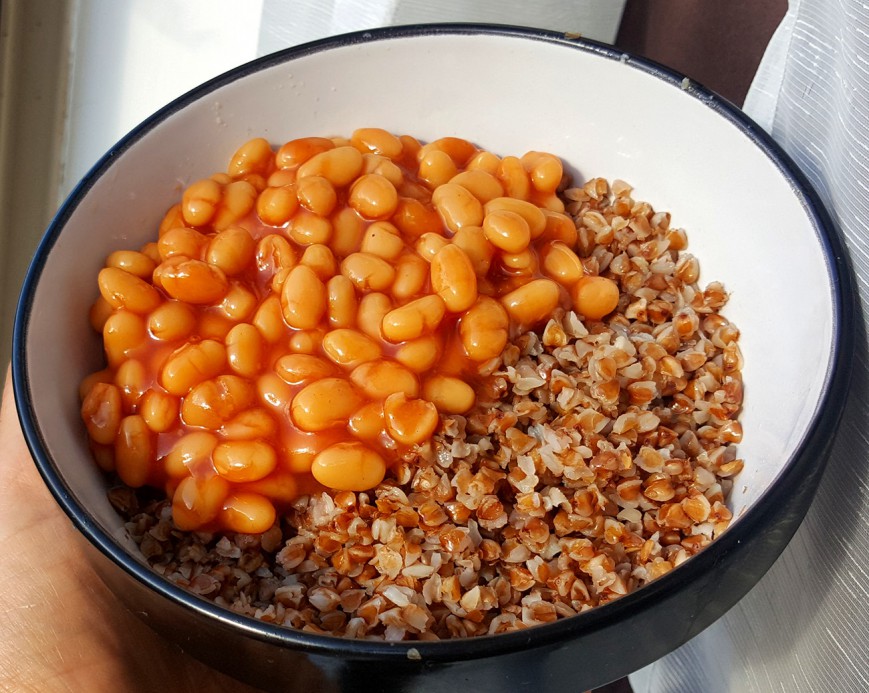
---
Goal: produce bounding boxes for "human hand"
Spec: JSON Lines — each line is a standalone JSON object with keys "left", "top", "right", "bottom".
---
{"left": 0, "top": 369, "right": 260, "bottom": 692}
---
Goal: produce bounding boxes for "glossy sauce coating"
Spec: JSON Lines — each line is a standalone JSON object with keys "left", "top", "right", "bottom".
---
{"left": 81, "top": 130, "right": 621, "bottom": 533}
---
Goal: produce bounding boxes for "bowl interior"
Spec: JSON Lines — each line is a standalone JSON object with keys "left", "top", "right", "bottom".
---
{"left": 19, "top": 29, "right": 835, "bottom": 567}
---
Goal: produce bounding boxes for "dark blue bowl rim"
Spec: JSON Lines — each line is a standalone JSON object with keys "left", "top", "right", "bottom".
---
{"left": 12, "top": 22, "right": 856, "bottom": 662}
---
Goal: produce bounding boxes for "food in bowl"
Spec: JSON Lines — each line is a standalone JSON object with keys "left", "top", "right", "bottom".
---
{"left": 80, "top": 128, "right": 743, "bottom": 640}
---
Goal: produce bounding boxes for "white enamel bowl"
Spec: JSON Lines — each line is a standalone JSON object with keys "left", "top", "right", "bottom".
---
{"left": 12, "top": 25, "right": 854, "bottom": 692}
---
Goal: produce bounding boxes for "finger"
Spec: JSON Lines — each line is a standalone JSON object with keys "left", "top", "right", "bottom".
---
{"left": 0, "top": 366, "right": 260, "bottom": 692}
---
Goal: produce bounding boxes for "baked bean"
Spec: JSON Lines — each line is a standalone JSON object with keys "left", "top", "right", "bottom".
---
{"left": 140, "top": 389, "right": 180, "bottom": 432}
{"left": 292, "top": 378, "right": 363, "bottom": 431}
{"left": 423, "top": 375, "right": 476, "bottom": 414}
{"left": 452, "top": 226, "right": 495, "bottom": 276}
{"left": 282, "top": 427, "right": 334, "bottom": 474}
{"left": 400, "top": 181, "right": 433, "bottom": 201}
{"left": 450, "top": 170, "right": 504, "bottom": 204}
{"left": 158, "top": 227, "right": 208, "bottom": 261}
{"left": 256, "top": 372, "right": 294, "bottom": 411}
{"left": 81, "top": 382, "right": 122, "bottom": 445}
{"left": 424, "top": 137, "right": 477, "bottom": 166}
{"left": 139, "top": 242, "right": 162, "bottom": 265}
{"left": 213, "top": 440, "right": 277, "bottom": 483}
{"left": 361, "top": 221, "right": 404, "bottom": 260}
{"left": 500, "top": 278, "right": 561, "bottom": 326}
{"left": 159, "top": 203, "right": 187, "bottom": 236}
{"left": 165, "top": 432, "right": 218, "bottom": 478}
{"left": 90, "top": 444, "right": 115, "bottom": 473}
{"left": 181, "top": 178, "right": 221, "bottom": 226}
{"left": 158, "top": 258, "right": 229, "bottom": 304}
{"left": 467, "top": 150, "right": 501, "bottom": 175}
{"left": 289, "top": 210, "right": 332, "bottom": 246}
{"left": 347, "top": 402, "right": 384, "bottom": 441}
{"left": 415, "top": 232, "right": 449, "bottom": 263}
{"left": 349, "top": 360, "right": 419, "bottom": 399}
{"left": 228, "top": 137, "right": 273, "bottom": 177}
{"left": 212, "top": 180, "right": 257, "bottom": 230}
{"left": 276, "top": 136, "right": 334, "bottom": 169}
{"left": 484, "top": 197, "right": 546, "bottom": 238}
{"left": 257, "top": 185, "right": 299, "bottom": 226}
{"left": 459, "top": 297, "right": 509, "bottom": 362}
{"left": 267, "top": 269, "right": 293, "bottom": 302}
{"left": 383, "top": 392, "right": 438, "bottom": 445}
{"left": 98, "top": 267, "right": 161, "bottom": 314}
{"left": 215, "top": 282, "right": 256, "bottom": 322}
{"left": 115, "top": 415, "right": 153, "bottom": 487}
{"left": 275, "top": 353, "right": 338, "bottom": 385}
{"left": 397, "top": 134, "right": 421, "bottom": 164}
{"left": 497, "top": 156, "right": 531, "bottom": 200}
{"left": 482, "top": 209, "right": 531, "bottom": 254}
{"left": 79, "top": 368, "right": 113, "bottom": 401}
{"left": 243, "top": 473, "right": 299, "bottom": 503}
{"left": 106, "top": 250, "right": 156, "bottom": 279}
{"left": 225, "top": 323, "right": 264, "bottom": 378}
{"left": 351, "top": 127, "right": 403, "bottom": 158}
{"left": 349, "top": 174, "right": 399, "bottom": 219}
{"left": 151, "top": 256, "right": 184, "bottom": 294}
{"left": 311, "top": 442, "right": 386, "bottom": 491}
{"left": 521, "top": 151, "right": 563, "bottom": 193}
{"left": 160, "top": 339, "right": 226, "bottom": 395}
{"left": 257, "top": 237, "right": 296, "bottom": 277}
{"left": 326, "top": 275, "right": 357, "bottom": 328}
{"left": 531, "top": 191, "right": 566, "bottom": 213}
{"left": 252, "top": 295, "right": 285, "bottom": 343}
{"left": 341, "top": 252, "right": 395, "bottom": 292}
{"left": 300, "top": 244, "right": 337, "bottom": 281}
{"left": 390, "top": 252, "right": 428, "bottom": 300}
{"left": 172, "top": 475, "right": 231, "bottom": 530}
{"left": 541, "top": 241, "right": 583, "bottom": 285}
{"left": 197, "top": 311, "right": 235, "bottom": 341}
{"left": 288, "top": 328, "right": 325, "bottom": 354}
{"left": 89, "top": 296, "right": 113, "bottom": 332}
{"left": 296, "top": 175, "right": 338, "bottom": 216}
{"left": 432, "top": 182, "right": 483, "bottom": 233}
{"left": 572, "top": 275, "right": 620, "bottom": 320}
{"left": 323, "top": 328, "right": 382, "bottom": 368}
{"left": 431, "top": 244, "right": 478, "bottom": 312}
{"left": 103, "top": 311, "right": 147, "bottom": 367}
{"left": 362, "top": 154, "right": 404, "bottom": 187}
{"left": 211, "top": 173, "right": 232, "bottom": 185}
{"left": 357, "top": 292, "right": 392, "bottom": 340}
{"left": 418, "top": 149, "right": 458, "bottom": 189}
{"left": 281, "top": 265, "right": 327, "bottom": 329}
{"left": 239, "top": 171, "right": 268, "bottom": 194}
{"left": 221, "top": 408, "right": 277, "bottom": 440}
{"left": 394, "top": 335, "right": 441, "bottom": 373}
{"left": 330, "top": 207, "right": 366, "bottom": 256}
{"left": 500, "top": 249, "right": 536, "bottom": 272}
{"left": 540, "top": 209, "right": 578, "bottom": 246}
{"left": 381, "top": 294, "right": 446, "bottom": 343}
{"left": 115, "top": 359, "right": 147, "bottom": 411}
{"left": 297, "top": 146, "right": 363, "bottom": 187}
{"left": 206, "top": 227, "right": 255, "bottom": 276}
{"left": 148, "top": 301, "right": 195, "bottom": 341}
{"left": 392, "top": 197, "right": 442, "bottom": 238}
{"left": 182, "top": 374, "right": 255, "bottom": 429}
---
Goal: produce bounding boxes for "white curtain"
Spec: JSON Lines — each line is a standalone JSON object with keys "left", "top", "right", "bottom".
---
{"left": 632, "top": 1, "right": 869, "bottom": 690}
